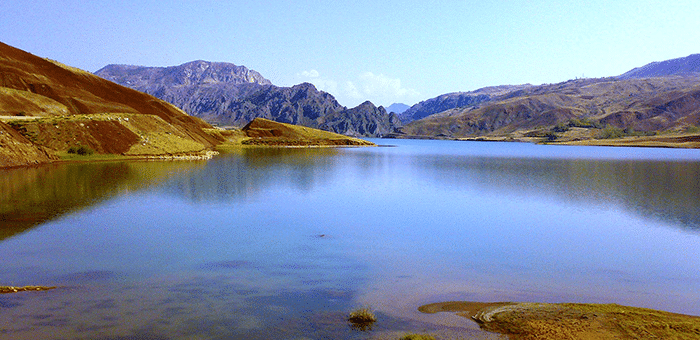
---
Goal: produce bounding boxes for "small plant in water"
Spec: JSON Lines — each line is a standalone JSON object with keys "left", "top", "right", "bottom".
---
{"left": 347, "top": 307, "right": 376, "bottom": 331}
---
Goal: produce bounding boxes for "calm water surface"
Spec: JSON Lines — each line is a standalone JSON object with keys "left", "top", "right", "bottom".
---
{"left": 1, "top": 139, "right": 700, "bottom": 339}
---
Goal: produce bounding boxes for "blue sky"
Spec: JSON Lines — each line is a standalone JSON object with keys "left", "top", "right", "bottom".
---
{"left": 3, "top": 0, "right": 700, "bottom": 108}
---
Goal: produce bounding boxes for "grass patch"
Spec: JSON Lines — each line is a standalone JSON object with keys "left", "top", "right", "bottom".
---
{"left": 596, "top": 125, "right": 657, "bottom": 139}
{"left": 348, "top": 307, "right": 377, "bottom": 331}
{"left": 67, "top": 145, "right": 95, "bottom": 156}
{"left": 124, "top": 132, "right": 206, "bottom": 155}
{"left": 58, "top": 152, "right": 129, "bottom": 161}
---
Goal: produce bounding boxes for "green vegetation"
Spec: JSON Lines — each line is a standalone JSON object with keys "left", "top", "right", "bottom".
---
{"left": 684, "top": 125, "right": 700, "bottom": 134}
{"left": 67, "top": 144, "right": 95, "bottom": 156}
{"left": 552, "top": 122, "right": 570, "bottom": 133}
{"left": 58, "top": 152, "right": 127, "bottom": 161}
{"left": 597, "top": 125, "right": 657, "bottom": 139}
{"left": 549, "top": 118, "right": 603, "bottom": 135}
{"left": 568, "top": 117, "right": 603, "bottom": 129}
{"left": 347, "top": 307, "right": 377, "bottom": 331}
{"left": 542, "top": 131, "right": 559, "bottom": 141}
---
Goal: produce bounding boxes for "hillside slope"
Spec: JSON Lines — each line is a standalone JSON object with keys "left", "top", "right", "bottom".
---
{"left": 0, "top": 41, "right": 222, "bottom": 168}
{"left": 398, "top": 85, "right": 533, "bottom": 124}
{"left": 619, "top": 53, "right": 700, "bottom": 79}
{"left": 400, "top": 76, "right": 700, "bottom": 141}
{"left": 240, "top": 118, "right": 374, "bottom": 146}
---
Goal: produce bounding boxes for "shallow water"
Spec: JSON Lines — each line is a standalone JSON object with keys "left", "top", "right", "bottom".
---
{"left": 1, "top": 139, "right": 699, "bottom": 339}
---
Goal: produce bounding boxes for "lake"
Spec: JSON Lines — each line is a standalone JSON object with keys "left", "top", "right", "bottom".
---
{"left": 1, "top": 139, "right": 700, "bottom": 339}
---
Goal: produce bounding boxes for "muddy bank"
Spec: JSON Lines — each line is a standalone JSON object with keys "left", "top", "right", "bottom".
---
{"left": 0, "top": 286, "right": 56, "bottom": 294}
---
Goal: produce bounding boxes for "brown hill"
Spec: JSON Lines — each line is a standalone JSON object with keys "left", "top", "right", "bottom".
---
{"left": 240, "top": 118, "right": 374, "bottom": 146}
{"left": 0, "top": 41, "right": 222, "bottom": 168}
{"left": 400, "top": 76, "right": 700, "bottom": 142}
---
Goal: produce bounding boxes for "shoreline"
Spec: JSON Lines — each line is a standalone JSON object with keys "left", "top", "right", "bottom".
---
{"left": 419, "top": 301, "right": 700, "bottom": 339}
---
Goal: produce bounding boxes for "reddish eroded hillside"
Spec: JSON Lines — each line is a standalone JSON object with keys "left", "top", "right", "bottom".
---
{"left": 0, "top": 41, "right": 223, "bottom": 167}
{"left": 0, "top": 121, "right": 56, "bottom": 168}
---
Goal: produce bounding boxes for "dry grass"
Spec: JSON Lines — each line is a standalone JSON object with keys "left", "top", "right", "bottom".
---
{"left": 348, "top": 307, "right": 377, "bottom": 331}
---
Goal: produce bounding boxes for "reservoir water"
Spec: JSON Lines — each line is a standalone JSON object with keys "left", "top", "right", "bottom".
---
{"left": 1, "top": 139, "right": 700, "bottom": 339}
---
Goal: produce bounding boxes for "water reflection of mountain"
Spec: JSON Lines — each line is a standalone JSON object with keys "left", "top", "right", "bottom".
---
{"left": 416, "top": 154, "right": 700, "bottom": 231}
{"left": 163, "top": 148, "right": 341, "bottom": 202}
{"left": 0, "top": 161, "right": 205, "bottom": 240}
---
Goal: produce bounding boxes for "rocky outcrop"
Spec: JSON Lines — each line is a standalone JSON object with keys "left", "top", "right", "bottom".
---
{"left": 208, "top": 82, "right": 345, "bottom": 127}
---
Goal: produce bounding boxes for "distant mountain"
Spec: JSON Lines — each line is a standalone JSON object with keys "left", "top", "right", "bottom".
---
{"left": 398, "top": 85, "right": 532, "bottom": 123}
{"left": 96, "top": 62, "right": 401, "bottom": 137}
{"left": 619, "top": 54, "right": 700, "bottom": 79}
{"left": 201, "top": 82, "right": 344, "bottom": 126}
{"left": 96, "top": 60, "right": 272, "bottom": 87}
{"left": 0, "top": 42, "right": 221, "bottom": 168}
{"left": 400, "top": 76, "right": 700, "bottom": 138}
{"left": 320, "top": 101, "right": 401, "bottom": 137}
{"left": 386, "top": 103, "right": 410, "bottom": 114}
{"left": 396, "top": 54, "right": 700, "bottom": 141}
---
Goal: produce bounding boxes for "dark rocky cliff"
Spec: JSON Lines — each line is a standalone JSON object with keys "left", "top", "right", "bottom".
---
{"left": 321, "top": 101, "right": 401, "bottom": 137}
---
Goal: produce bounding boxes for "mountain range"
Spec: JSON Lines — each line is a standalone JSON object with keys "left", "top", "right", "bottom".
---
{"left": 4, "top": 38, "right": 699, "bottom": 165}
{"left": 395, "top": 54, "right": 700, "bottom": 141}
{"left": 95, "top": 62, "right": 401, "bottom": 137}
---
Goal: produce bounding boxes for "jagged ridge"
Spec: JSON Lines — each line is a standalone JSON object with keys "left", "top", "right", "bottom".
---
{"left": 96, "top": 63, "right": 402, "bottom": 137}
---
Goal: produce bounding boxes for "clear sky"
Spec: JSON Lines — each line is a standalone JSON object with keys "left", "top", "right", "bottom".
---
{"left": 3, "top": 0, "right": 700, "bottom": 108}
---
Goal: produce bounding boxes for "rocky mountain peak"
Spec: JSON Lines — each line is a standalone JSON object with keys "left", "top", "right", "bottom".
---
{"left": 96, "top": 61, "right": 402, "bottom": 137}
{"left": 95, "top": 61, "right": 272, "bottom": 88}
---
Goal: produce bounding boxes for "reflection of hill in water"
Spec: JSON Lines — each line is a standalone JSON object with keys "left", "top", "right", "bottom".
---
{"left": 0, "top": 161, "right": 205, "bottom": 240}
{"left": 163, "top": 148, "right": 341, "bottom": 202}
{"left": 416, "top": 155, "right": 700, "bottom": 231}
{"left": 3, "top": 145, "right": 697, "bottom": 241}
